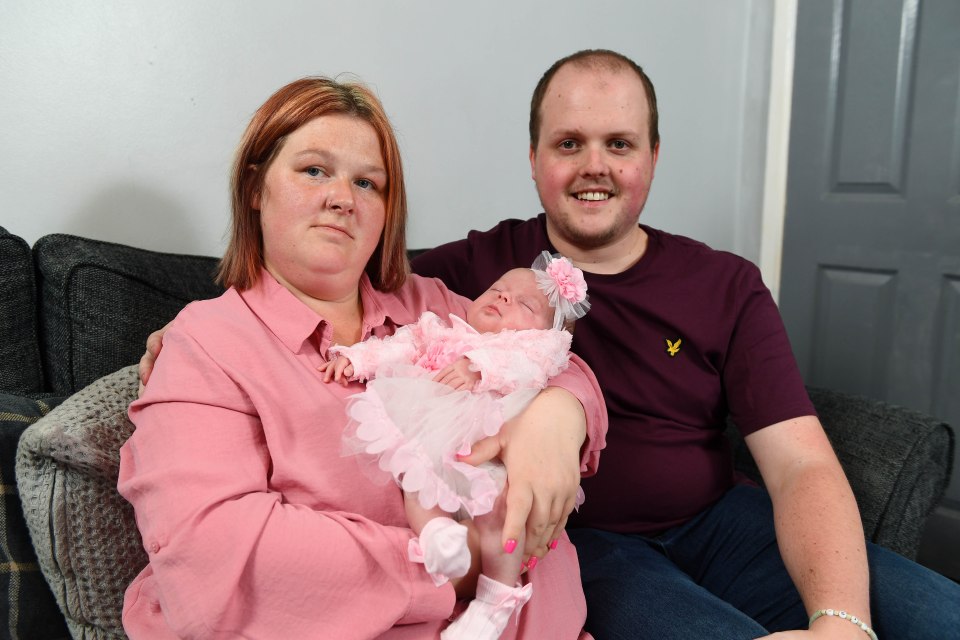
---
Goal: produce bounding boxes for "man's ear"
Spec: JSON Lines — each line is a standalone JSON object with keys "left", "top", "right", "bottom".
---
{"left": 529, "top": 145, "right": 537, "bottom": 181}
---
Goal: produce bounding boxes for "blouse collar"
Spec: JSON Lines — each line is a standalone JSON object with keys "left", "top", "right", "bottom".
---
{"left": 240, "top": 268, "right": 419, "bottom": 354}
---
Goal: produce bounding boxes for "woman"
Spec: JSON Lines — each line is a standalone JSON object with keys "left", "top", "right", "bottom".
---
{"left": 119, "top": 77, "right": 606, "bottom": 639}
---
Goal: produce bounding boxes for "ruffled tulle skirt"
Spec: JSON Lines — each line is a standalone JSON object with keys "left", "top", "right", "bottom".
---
{"left": 342, "top": 372, "right": 539, "bottom": 517}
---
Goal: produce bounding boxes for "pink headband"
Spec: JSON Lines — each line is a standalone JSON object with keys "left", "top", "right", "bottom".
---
{"left": 530, "top": 251, "right": 591, "bottom": 329}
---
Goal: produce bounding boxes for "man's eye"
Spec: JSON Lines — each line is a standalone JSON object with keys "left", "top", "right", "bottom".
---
{"left": 611, "top": 140, "right": 629, "bottom": 150}
{"left": 560, "top": 140, "right": 577, "bottom": 150}
{"left": 306, "top": 167, "right": 324, "bottom": 177}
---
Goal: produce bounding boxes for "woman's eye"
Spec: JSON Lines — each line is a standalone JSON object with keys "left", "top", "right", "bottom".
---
{"left": 306, "top": 167, "right": 324, "bottom": 177}
{"left": 355, "top": 178, "right": 375, "bottom": 190}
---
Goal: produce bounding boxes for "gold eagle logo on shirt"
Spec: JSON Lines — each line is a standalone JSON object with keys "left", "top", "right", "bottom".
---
{"left": 665, "top": 338, "right": 682, "bottom": 357}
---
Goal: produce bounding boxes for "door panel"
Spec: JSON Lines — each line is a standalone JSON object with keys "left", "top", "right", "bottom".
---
{"left": 780, "top": 0, "right": 960, "bottom": 575}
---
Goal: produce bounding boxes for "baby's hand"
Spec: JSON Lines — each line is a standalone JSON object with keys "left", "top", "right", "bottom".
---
{"left": 318, "top": 355, "right": 355, "bottom": 385}
{"left": 433, "top": 357, "right": 481, "bottom": 391}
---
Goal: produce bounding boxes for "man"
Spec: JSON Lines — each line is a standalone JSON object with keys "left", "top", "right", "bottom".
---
{"left": 410, "top": 50, "right": 959, "bottom": 638}
{"left": 142, "top": 50, "right": 959, "bottom": 638}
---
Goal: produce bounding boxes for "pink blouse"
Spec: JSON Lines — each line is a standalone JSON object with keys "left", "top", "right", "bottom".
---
{"left": 118, "top": 270, "right": 606, "bottom": 639}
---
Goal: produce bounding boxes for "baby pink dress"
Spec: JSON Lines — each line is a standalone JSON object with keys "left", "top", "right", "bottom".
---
{"left": 334, "top": 311, "right": 572, "bottom": 517}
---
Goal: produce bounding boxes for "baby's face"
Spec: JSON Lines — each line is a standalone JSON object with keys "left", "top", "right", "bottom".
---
{"left": 466, "top": 269, "right": 553, "bottom": 333}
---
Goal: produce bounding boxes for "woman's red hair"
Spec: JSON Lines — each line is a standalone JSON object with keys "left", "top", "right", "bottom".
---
{"left": 217, "top": 77, "right": 408, "bottom": 292}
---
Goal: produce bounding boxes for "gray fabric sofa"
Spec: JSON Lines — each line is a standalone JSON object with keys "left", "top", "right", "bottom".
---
{"left": 2, "top": 226, "right": 955, "bottom": 639}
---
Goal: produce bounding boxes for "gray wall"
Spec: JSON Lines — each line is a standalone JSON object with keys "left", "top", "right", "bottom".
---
{"left": 1, "top": 1, "right": 775, "bottom": 266}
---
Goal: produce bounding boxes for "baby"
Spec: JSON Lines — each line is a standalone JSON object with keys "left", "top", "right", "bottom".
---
{"left": 320, "top": 251, "right": 589, "bottom": 639}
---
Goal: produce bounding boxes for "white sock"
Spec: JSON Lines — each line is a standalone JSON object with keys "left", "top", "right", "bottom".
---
{"left": 440, "top": 575, "right": 533, "bottom": 640}
{"left": 408, "top": 517, "right": 470, "bottom": 586}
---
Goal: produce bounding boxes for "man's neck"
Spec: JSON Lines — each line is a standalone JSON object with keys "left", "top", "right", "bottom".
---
{"left": 546, "top": 223, "right": 649, "bottom": 275}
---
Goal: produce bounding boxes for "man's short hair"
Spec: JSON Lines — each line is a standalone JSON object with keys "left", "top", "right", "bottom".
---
{"left": 529, "top": 49, "right": 660, "bottom": 152}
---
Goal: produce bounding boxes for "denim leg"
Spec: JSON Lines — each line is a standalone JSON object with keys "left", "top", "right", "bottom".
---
{"left": 869, "top": 542, "right": 960, "bottom": 637}
{"left": 568, "top": 527, "right": 767, "bottom": 640}
{"left": 665, "top": 485, "right": 960, "bottom": 637}
{"left": 588, "top": 483, "right": 960, "bottom": 639}
{"left": 662, "top": 484, "right": 808, "bottom": 632}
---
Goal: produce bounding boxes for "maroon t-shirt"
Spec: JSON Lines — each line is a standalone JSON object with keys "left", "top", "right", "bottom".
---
{"left": 411, "top": 215, "right": 815, "bottom": 534}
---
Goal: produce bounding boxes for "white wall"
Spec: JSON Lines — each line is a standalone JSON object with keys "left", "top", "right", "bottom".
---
{"left": 1, "top": 0, "right": 776, "bottom": 267}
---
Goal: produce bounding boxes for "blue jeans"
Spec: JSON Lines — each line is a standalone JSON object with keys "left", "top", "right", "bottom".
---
{"left": 568, "top": 485, "right": 960, "bottom": 639}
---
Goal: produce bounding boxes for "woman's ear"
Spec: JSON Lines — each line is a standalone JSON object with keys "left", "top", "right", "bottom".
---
{"left": 248, "top": 165, "right": 261, "bottom": 210}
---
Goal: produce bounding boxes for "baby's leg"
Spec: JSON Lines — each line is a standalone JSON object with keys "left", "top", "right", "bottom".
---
{"left": 404, "top": 491, "right": 451, "bottom": 536}
{"left": 441, "top": 491, "right": 531, "bottom": 640}
{"left": 476, "top": 507, "right": 524, "bottom": 587}
{"left": 405, "top": 491, "right": 471, "bottom": 585}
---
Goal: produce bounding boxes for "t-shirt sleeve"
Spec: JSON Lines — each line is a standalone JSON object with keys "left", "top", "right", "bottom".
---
{"left": 722, "top": 264, "right": 816, "bottom": 435}
{"left": 411, "top": 238, "right": 496, "bottom": 301}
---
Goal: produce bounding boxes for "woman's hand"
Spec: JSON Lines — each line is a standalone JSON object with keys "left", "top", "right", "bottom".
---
{"left": 138, "top": 322, "right": 172, "bottom": 396}
{"left": 457, "top": 387, "right": 585, "bottom": 563}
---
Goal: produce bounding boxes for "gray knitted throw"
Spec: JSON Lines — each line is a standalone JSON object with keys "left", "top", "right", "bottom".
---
{"left": 16, "top": 366, "right": 145, "bottom": 640}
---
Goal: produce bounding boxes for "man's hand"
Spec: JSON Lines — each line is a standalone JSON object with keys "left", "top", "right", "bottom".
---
{"left": 432, "top": 357, "right": 481, "bottom": 391}
{"left": 138, "top": 322, "right": 172, "bottom": 396}
{"left": 457, "top": 387, "right": 585, "bottom": 564}
{"left": 759, "top": 619, "right": 870, "bottom": 639}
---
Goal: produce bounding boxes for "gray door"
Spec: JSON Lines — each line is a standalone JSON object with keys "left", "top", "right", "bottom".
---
{"left": 779, "top": 0, "right": 960, "bottom": 574}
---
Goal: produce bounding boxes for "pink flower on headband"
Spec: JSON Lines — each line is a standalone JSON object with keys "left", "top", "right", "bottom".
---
{"left": 531, "top": 251, "right": 591, "bottom": 329}
{"left": 545, "top": 258, "right": 588, "bottom": 304}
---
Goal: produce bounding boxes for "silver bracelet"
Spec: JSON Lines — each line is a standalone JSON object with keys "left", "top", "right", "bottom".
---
{"left": 809, "top": 609, "right": 878, "bottom": 640}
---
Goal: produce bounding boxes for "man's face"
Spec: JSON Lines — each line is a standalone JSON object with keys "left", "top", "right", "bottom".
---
{"left": 530, "top": 64, "right": 659, "bottom": 251}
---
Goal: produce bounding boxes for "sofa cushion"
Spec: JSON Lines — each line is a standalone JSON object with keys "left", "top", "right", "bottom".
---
{"left": 16, "top": 366, "right": 144, "bottom": 640}
{"left": 0, "top": 392, "right": 69, "bottom": 639}
{"left": 0, "top": 227, "right": 45, "bottom": 395}
{"left": 34, "top": 234, "right": 224, "bottom": 395}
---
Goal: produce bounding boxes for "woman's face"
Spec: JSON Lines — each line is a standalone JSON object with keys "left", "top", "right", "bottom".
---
{"left": 467, "top": 269, "right": 553, "bottom": 333}
{"left": 256, "top": 114, "right": 387, "bottom": 298}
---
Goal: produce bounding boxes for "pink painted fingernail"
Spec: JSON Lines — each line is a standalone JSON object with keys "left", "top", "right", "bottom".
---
{"left": 503, "top": 539, "right": 517, "bottom": 554}
{"left": 526, "top": 556, "right": 538, "bottom": 570}
{"left": 549, "top": 539, "right": 559, "bottom": 550}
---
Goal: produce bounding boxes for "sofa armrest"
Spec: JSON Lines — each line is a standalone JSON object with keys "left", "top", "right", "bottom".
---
{"left": 0, "top": 226, "right": 45, "bottom": 394}
{"left": 16, "top": 366, "right": 145, "bottom": 640}
{"left": 729, "top": 386, "right": 954, "bottom": 559}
